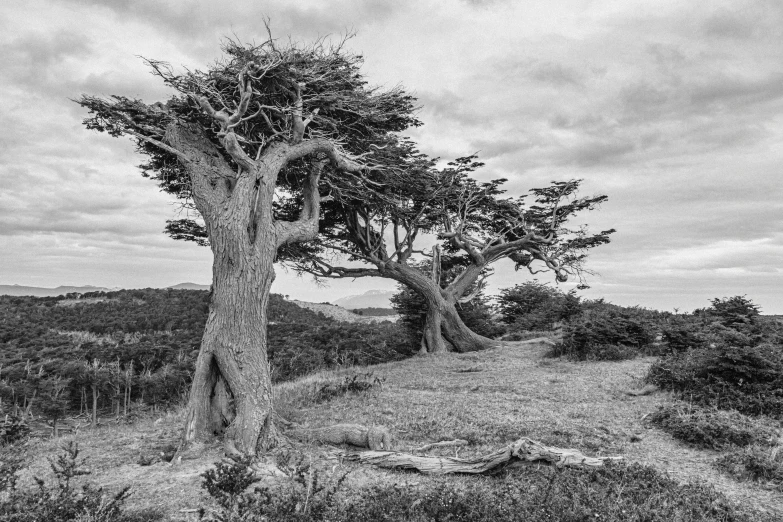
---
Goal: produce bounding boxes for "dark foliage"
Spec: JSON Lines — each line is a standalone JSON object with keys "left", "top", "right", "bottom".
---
{"left": 696, "top": 295, "right": 761, "bottom": 329}
{"left": 199, "top": 458, "right": 770, "bottom": 522}
{"left": 349, "top": 308, "right": 397, "bottom": 317}
{"left": 649, "top": 297, "right": 783, "bottom": 417}
{"left": 0, "top": 414, "right": 29, "bottom": 445}
{"left": 550, "top": 301, "right": 660, "bottom": 360}
{"left": 648, "top": 405, "right": 778, "bottom": 450}
{"left": 661, "top": 318, "right": 709, "bottom": 353}
{"left": 0, "top": 289, "right": 414, "bottom": 423}
{"left": 648, "top": 342, "right": 783, "bottom": 417}
{"left": 497, "top": 281, "right": 581, "bottom": 331}
{"left": 0, "top": 442, "right": 162, "bottom": 521}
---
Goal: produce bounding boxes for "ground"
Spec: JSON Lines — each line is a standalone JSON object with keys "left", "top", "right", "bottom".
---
{"left": 14, "top": 340, "right": 783, "bottom": 520}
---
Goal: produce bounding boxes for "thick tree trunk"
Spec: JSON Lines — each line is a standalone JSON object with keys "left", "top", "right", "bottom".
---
{"left": 385, "top": 262, "right": 500, "bottom": 354}
{"left": 180, "top": 224, "right": 280, "bottom": 456}
{"left": 439, "top": 299, "right": 502, "bottom": 352}
{"left": 419, "top": 298, "right": 501, "bottom": 353}
{"left": 419, "top": 306, "right": 450, "bottom": 354}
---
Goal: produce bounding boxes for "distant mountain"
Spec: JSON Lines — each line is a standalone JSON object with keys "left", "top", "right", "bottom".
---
{"left": 168, "top": 282, "right": 211, "bottom": 291}
{"left": 333, "top": 289, "right": 396, "bottom": 309}
{"left": 0, "top": 284, "right": 115, "bottom": 297}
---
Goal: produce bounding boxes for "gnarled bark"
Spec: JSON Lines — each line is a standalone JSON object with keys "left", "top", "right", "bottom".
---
{"left": 181, "top": 219, "right": 280, "bottom": 455}
{"left": 347, "top": 437, "right": 622, "bottom": 474}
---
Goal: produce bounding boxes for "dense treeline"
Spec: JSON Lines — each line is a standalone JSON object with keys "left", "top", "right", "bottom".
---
{"left": 0, "top": 289, "right": 412, "bottom": 431}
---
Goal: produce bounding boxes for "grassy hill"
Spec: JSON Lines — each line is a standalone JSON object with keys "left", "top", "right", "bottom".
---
{"left": 11, "top": 339, "right": 781, "bottom": 520}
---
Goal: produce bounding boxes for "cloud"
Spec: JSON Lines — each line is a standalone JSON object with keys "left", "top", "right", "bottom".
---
{"left": 0, "top": 0, "right": 782, "bottom": 312}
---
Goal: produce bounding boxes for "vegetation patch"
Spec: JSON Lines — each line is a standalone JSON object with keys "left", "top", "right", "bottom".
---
{"left": 715, "top": 444, "right": 783, "bottom": 491}
{"left": 198, "top": 457, "right": 772, "bottom": 522}
{"left": 0, "top": 442, "right": 162, "bottom": 521}
{"left": 314, "top": 373, "right": 384, "bottom": 403}
{"left": 648, "top": 343, "right": 783, "bottom": 417}
{"left": 648, "top": 404, "right": 779, "bottom": 450}
{"left": 549, "top": 303, "right": 660, "bottom": 360}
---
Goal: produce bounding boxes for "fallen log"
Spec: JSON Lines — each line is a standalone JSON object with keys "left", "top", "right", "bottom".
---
{"left": 412, "top": 439, "right": 469, "bottom": 452}
{"left": 346, "top": 437, "right": 622, "bottom": 475}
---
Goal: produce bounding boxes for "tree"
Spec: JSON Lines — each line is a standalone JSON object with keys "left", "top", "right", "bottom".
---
{"left": 296, "top": 155, "right": 614, "bottom": 353}
{"left": 78, "top": 34, "right": 419, "bottom": 455}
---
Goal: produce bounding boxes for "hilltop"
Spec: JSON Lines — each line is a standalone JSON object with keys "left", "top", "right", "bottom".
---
{"left": 333, "top": 289, "right": 396, "bottom": 309}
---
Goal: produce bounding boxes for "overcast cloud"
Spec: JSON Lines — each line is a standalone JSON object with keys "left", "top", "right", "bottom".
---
{"left": 0, "top": 0, "right": 781, "bottom": 312}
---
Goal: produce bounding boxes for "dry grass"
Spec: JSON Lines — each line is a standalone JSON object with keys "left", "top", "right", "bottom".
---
{"left": 11, "top": 339, "right": 783, "bottom": 519}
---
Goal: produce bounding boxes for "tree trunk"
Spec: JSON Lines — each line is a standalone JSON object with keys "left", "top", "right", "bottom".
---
{"left": 180, "top": 224, "right": 280, "bottom": 456}
{"left": 419, "top": 293, "right": 500, "bottom": 354}
{"left": 420, "top": 305, "right": 450, "bottom": 354}
{"left": 91, "top": 384, "right": 97, "bottom": 428}
{"left": 386, "top": 262, "right": 500, "bottom": 354}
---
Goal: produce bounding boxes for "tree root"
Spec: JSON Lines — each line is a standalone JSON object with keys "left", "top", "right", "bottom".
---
{"left": 344, "top": 437, "right": 622, "bottom": 474}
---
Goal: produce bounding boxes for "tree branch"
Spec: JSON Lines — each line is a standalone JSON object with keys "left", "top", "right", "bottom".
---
{"left": 275, "top": 159, "right": 328, "bottom": 247}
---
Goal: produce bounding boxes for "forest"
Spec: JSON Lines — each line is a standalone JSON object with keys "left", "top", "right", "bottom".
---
{"left": 0, "top": 289, "right": 412, "bottom": 434}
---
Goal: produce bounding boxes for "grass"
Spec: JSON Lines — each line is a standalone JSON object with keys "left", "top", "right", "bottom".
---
{"left": 8, "top": 339, "right": 783, "bottom": 519}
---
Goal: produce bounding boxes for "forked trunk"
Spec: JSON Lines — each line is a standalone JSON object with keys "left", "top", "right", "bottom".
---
{"left": 419, "top": 305, "right": 450, "bottom": 354}
{"left": 420, "top": 295, "right": 501, "bottom": 354}
{"left": 180, "top": 224, "right": 280, "bottom": 456}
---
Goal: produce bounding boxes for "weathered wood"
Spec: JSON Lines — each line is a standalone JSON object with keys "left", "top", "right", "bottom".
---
{"left": 347, "top": 437, "right": 621, "bottom": 474}
{"left": 412, "top": 439, "right": 469, "bottom": 452}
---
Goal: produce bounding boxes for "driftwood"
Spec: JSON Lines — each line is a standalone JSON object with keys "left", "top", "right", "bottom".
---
{"left": 413, "top": 439, "right": 469, "bottom": 452}
{"left": 346, "top": 437, "right": 621, "bottom": 475}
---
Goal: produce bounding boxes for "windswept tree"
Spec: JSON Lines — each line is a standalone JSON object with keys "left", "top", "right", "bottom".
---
{"left": 78, "top": 35, "right": 419, "bottom": 455}
{"left": 296, "top": 155, "right": 615, "bottom": 353}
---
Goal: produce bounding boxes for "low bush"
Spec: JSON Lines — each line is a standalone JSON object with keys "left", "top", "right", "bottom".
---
{"left": 0, "top": 442, "right": 162, "bottom": 522}
{"left": 199, "top": 458, "right": 772, "bottom": 521}
{"left": 314, "top": 372, "right": 384, "bottom": 403}
{"left": 549, "top": 304, "right": 658, "bottom": 360}
{"left": 648, "top": 343, "right": 783, "bottom": 417}
{"left": 0, "top": 414, "right": 30, "bottom": 445}
{"left": 199, "top": 455, "right": 346, "bottom": 521}
{"left": 661, "top": 319, "right": 708, "bottom": 352}
{"left": 648, "top": 405, "right": 779, "bottom": 450}
{"left": 715, "top": 444, "right": 783, "bottom": 490}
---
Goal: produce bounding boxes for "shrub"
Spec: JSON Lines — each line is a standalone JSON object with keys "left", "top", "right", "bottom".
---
{"left": 0, "top": 442, "right": 162, "bottom": 521}
{"left": 0, "top": 414, "right": 30, "bottom": 445}
{"left": 648, "top": 405, "right": 779, "bottom": 450}
{"left": 661, "top": 318, "right": 708, "bottom": 352}
{"left": 697, "top": 295, "right": 761, "bottom": 329}
{"left": 199, "top": 456, "right": 347, "bottom": 522}
{"left": 497, "top": 281, "right": 579, "bottom": 330}
{"left": 715, "top": 444, "right": 783, "bottom": 490}
{"left": 314, "top": 372, "right": 383, "bottom": 403}
{"left": 200, "top": 458, "right": 772, "bottom": 521}
{"left": 648, "top": 342, "right": 783, "bottom": 417}
{"left": 550, "top": 304, "right": 657, "bottom": 360}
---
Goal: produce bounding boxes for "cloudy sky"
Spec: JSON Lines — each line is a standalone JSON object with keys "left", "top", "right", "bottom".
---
{"left": 1, "top": 0, "right": 781, "bottom": 313}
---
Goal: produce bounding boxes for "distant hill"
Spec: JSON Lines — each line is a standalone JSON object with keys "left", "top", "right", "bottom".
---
{"left": 168, "top": 282, "right": 211, "bottom": 291}
{"left": 333, "top": 289, "right": 396, "bottom": 309}
{"left": 292, "top": 300, "right": 398, "bottom": 323}
{"left": 0, "top": 284, "right": 115, "bottom": 297}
